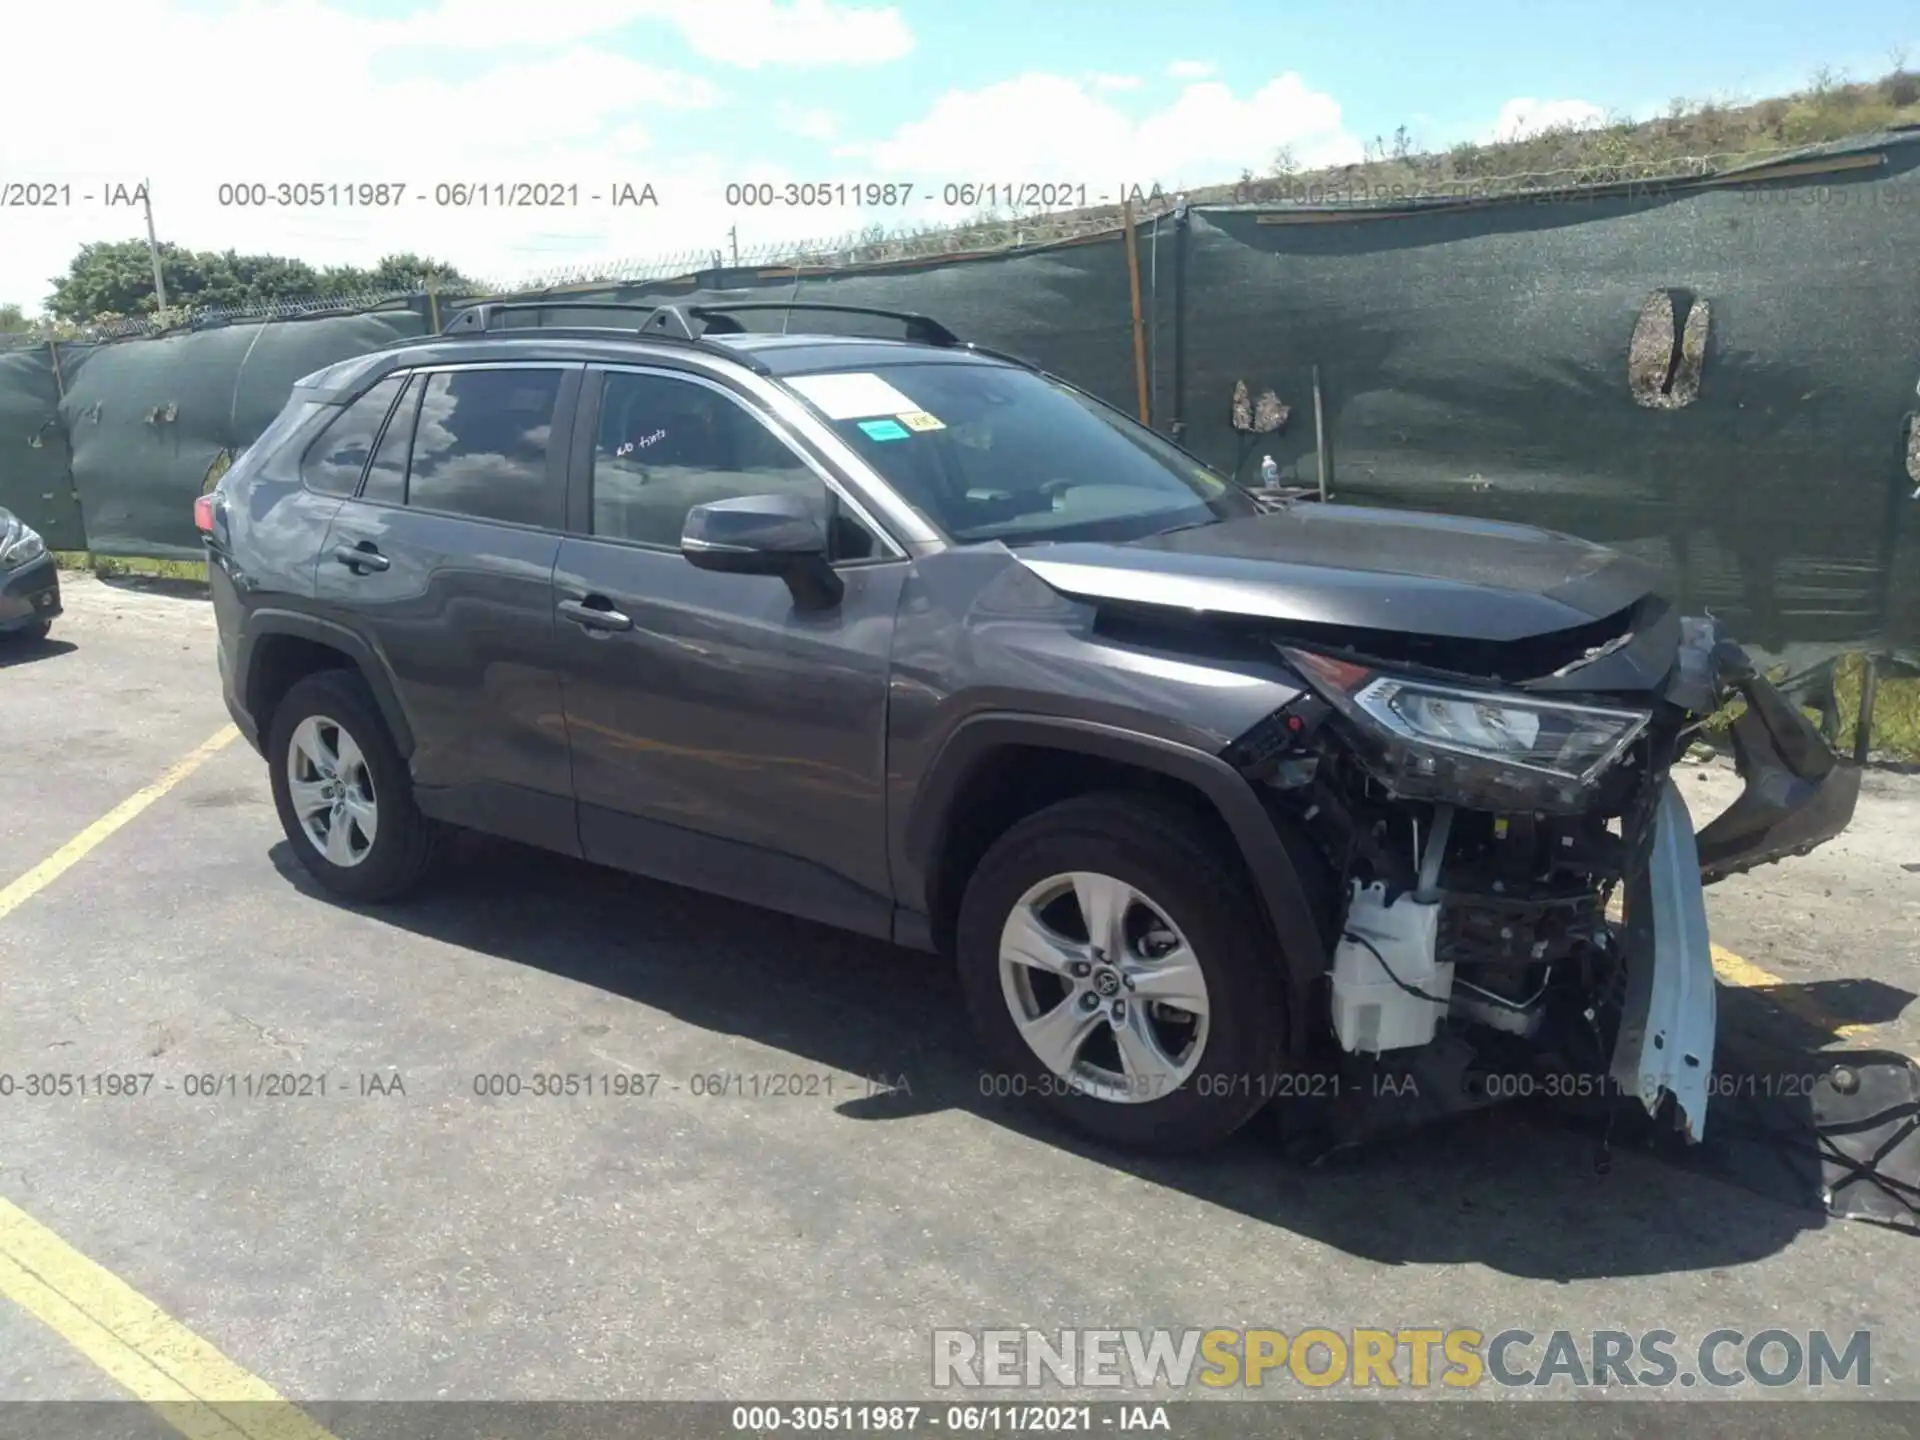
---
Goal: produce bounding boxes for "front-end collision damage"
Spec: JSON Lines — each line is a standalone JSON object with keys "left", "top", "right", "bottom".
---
{"left": 1217, "top": 610, "right": 1861, "bottom": 1149}
{"left": 1611, "top": 780, "right": 1717, "bottom": 1141}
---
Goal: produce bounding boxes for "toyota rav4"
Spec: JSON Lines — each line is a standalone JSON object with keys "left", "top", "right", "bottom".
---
{"left": 198, "top": 301, "right": 1862, "bottom": 1154}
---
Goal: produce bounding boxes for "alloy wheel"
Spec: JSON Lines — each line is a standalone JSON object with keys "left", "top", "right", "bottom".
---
{"left": 997, "top": 870, "right": 1211, "bottom": 1104}
{"left": 287, "top": 714, "right": 379, "bottom": 868}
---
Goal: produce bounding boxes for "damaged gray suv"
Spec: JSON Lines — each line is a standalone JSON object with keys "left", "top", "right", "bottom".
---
{"left": 200, "top": 300, "right": 1861, "bottom": 1154}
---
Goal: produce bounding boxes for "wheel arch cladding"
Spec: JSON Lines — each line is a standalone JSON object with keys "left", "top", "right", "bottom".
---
{"left": 908, "top": 715, "right": 1330, "bottom": 1030}
{"left": 243, "top": 613, "right": 415, "bottom": 758}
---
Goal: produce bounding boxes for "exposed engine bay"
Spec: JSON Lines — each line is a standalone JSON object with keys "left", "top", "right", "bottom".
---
{"left": 1016, "top": 504, "right": 1865, "bottom": 1151}
{"left": 1219, "top": 607, "right": 1862, "bottom": 1149}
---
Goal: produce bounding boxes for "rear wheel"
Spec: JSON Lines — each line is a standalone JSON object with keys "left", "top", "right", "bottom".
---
{"left": 955, "top": 793, "right": 1290, "bottom": 1153}
{"left": 267, "top": 670, "right": 440, "bottom": 902}
{"left": 4, "top": 620, "right": 50, "bottom": 642}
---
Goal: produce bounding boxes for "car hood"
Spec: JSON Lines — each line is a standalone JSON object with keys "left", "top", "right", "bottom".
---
{"left": 1015, "top": 504, "right": 1662, "bottom": 646}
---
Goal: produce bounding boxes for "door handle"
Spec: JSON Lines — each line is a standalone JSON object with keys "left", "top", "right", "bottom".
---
{"left": 332, "top": 543, "right": 389, "bottom": 572}
{"left": 558, "top": 596, "right": 633, "bottom": 633}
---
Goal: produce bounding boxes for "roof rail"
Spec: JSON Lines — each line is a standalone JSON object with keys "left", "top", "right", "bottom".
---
{"left": 684, "top": 303, "right": 961, "bottom": 347}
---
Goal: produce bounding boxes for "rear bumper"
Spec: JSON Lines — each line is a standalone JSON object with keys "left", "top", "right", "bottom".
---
{"left": 0, "top": 552, "right": 61, "bottom": 631}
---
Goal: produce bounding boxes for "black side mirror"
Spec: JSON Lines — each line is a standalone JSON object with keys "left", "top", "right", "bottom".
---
{"left": 681, "top": 492, "right": 843, "bottom": 609}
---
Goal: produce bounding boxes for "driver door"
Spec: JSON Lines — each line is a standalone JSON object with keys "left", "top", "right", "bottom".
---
{"left": 550, "top": 364, "right": 911, "bottom": 938}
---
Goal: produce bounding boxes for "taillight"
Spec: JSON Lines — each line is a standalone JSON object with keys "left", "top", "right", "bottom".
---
{"left": 193, "top": 493, "right": 217, "bottom": 534}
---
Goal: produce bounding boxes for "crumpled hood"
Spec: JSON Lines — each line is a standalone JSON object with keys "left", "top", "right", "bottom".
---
{"left": 1015, "top": 504, "right": 1664, "bottom": 645}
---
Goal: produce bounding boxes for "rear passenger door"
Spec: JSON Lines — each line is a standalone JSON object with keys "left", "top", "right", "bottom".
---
{"left": 312, "top": 361, "right": 582, "bottom": 856}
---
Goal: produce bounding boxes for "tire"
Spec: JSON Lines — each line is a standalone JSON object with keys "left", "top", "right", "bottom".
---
{"left": 266, "top": 669, "right": 440, "bottom": 903}
{"left": 4, "top": 620, "right": 50, "bottom": 642}
{"left": 955, "top": 792, "right": 1290, "bottom": 1154}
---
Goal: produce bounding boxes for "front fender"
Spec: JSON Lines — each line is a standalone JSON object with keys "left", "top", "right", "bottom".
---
{"left": 903, "top": 712, "right": 1330, "bottom": 1046}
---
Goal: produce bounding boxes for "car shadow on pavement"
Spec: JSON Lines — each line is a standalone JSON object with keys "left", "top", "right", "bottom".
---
{"left": 0, "top": 635, "right": 77, "bottom": 669}
{"left": 270, "top": 832, "right": 1829, "bottom": 1280}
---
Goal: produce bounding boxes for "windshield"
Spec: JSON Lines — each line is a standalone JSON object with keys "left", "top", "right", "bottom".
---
{"left": 782, "top": 362, "right": 1254, "bottom": 545}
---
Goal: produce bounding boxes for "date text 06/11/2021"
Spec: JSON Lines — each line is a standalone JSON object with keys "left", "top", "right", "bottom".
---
{"left": 720, "top": 181, "right": 1172, "bottom": 210}
{"left": 0, "top": 1071, "right": 914, "bottom": 1101}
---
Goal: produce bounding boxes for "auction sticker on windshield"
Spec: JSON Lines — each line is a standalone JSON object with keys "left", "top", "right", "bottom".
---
{"left": 858, "top": 418, "right": 911, "bottom": 441}
{"left": 897, "top": 409, "right": 946, "bottom": 431}
{"left": 787, "top": 371, "right": 918, "bottom": 419}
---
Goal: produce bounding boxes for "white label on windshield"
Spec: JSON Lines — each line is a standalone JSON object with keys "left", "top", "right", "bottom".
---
{"left": 787, "top": 371, "right": 919, "bottom": 420}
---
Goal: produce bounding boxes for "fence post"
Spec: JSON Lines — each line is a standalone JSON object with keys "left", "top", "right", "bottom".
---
{"left": 1853, "top": 654, "right": 1881, "bottom": 765}
{"left": 1123, "top": 199, "right": 1150, "bottom": 424}
{"left": 1168, "top": 200, "right": 1189, "bottom": 442}
{"left": 426, "top": 278, "right": 440, "bottom": 333}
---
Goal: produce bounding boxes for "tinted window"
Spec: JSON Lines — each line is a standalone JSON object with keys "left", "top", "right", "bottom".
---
{"left": 591, "top": 371, "right": 875, "bottom": 557}
{"left": 360, "top": 376, "right": 421, "bottom": 505}
{"left": 405, "top": 368, "right": 562, "bottom": 527}
{"left": 784, "top": 364, "right": 1255, "bottom": 546}
{"left": 301, "top": 375, "right": 404, "bottom": 495}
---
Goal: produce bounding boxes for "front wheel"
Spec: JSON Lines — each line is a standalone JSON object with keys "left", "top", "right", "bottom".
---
{"left": 955, "top": 793, "right": 1291, "bottom": 1153}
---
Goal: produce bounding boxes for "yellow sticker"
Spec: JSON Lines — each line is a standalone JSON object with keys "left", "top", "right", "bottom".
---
{"left": 897, "top": 409, "right": 946, "bottom": 432}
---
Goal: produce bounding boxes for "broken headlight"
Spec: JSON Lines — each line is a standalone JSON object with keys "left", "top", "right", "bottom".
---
{"left": 1282, "top": 648, "right": 1652, "bottom": 809}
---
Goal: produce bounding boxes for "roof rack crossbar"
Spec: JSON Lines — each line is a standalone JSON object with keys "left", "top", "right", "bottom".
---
{"left": 436, "top": 301, "right": 772, "bottom": 373}
{"left": 686, "top": 303, "right": 961, "bottom": 347}
{"left": 442, "top": 301, "right": 670, "bottom": 334}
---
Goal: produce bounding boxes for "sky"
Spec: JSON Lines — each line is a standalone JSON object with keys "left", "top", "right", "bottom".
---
{"left": 0, "top": 0, "right": 1915, "bottom": 314}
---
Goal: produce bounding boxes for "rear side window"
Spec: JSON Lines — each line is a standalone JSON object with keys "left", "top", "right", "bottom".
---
{"left": 359, "top": 376, "right": 422, "bottom": 505}
{"left": 405, "top": 368, "right": 562, "bottom": 527}
{"left": 300, "top": 375, "right": 405, "bottom": 496}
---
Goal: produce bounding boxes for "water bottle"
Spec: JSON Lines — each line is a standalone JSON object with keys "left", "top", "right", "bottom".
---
{"left": 1260, "top": 454, "right": 1279, "bottom": 490}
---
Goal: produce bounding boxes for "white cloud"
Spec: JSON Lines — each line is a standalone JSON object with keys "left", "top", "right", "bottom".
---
{"left": 1089, "top": 73, "right": 1143, "bottom": 92}
{"left": 1491, "top": 97, "right": 1607, "bottom": 142}
{"left": 353, "top": 0, "right": 912, "bottom": 65}
{"left": 653, "top": 0, "right": 913, "bottom": 67}
{"left": 1167, "top": 60, "right": 1216, "bottom": 80}
{"left": 0, "top": 0, "right": 914, "bottom": 310}
{"left": 845, "top": 72, "right": 1359, "bottom": 194}
{"left": 777, "top": 104, "right": 842, "bottom": 141}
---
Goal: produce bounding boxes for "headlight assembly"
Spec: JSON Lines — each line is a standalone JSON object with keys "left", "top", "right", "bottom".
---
{"left": 1282, "top": 647, "right": 1653, "bottom": 809}
{"left": 0, "top": 514, "right": 46, "bottom": 569}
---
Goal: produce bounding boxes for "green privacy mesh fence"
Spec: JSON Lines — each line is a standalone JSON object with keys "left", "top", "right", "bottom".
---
{"left": 2, "top": 130, "right": 1917, "bottom": 661}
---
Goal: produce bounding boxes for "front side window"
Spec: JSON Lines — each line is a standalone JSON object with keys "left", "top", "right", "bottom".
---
{"left": 590, "top": 370, "right": 877, "bottom": 558}
{"left": 300, "top": 375, "right": 405, "bottom": 496}
{"left": 403, "top": 368, "right": 562, "bottom": 527}
{"left": 782, "top": 363, "right": 1254, "bottom": 546}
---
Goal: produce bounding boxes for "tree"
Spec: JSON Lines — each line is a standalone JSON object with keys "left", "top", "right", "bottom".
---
{"left": 44, "top": 240, "right": 481, "bottom": 322}
{"left": 0, "top": 302, "right": 29, "bottom": 333}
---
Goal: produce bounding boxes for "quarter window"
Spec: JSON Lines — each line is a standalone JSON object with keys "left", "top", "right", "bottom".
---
{"left": 300, "top": 375, "right": 404, "bottom": 496}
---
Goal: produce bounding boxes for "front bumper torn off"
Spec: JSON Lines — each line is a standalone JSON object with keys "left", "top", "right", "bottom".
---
{"left": 1610, "top": 655, "right": 1863, "bottom": 1143}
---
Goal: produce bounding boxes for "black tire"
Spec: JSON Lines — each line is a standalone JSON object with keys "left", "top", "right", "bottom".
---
{"left": 4, "top": 620, "right": 50, "bottom": 642}
{"left": 266, "top": 669, "right": 440, "bottom": 903}
{"left": 955, "top": 792, "right": 1291, "bottom": 1154}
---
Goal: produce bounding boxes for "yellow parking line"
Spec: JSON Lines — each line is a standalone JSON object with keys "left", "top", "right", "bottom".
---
{"left": 0, "top": 724, "right": 239, "bottom": 923}
{"left": 1710, "top": 944, "right": 1879, "bottom": 1041}
{"left": 0, "top": 1198, "right": 338, "bottom": 1439}
{"left": 1604, "top": 894, "right": 1876, "bottom": 1041}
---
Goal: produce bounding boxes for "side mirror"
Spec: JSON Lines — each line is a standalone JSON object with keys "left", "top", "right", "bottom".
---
{"left": 681, "top": 492, "right": 843, "bottom": 609}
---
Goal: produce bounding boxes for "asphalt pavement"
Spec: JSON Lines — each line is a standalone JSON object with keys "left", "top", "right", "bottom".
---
{"left": 1, "top": 574, "right": 1916, "bottom": 1435}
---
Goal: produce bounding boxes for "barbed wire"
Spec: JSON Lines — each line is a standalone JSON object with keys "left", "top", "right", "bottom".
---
{"left": 0, "top": 130, "right": 1886, "bottom": 346}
